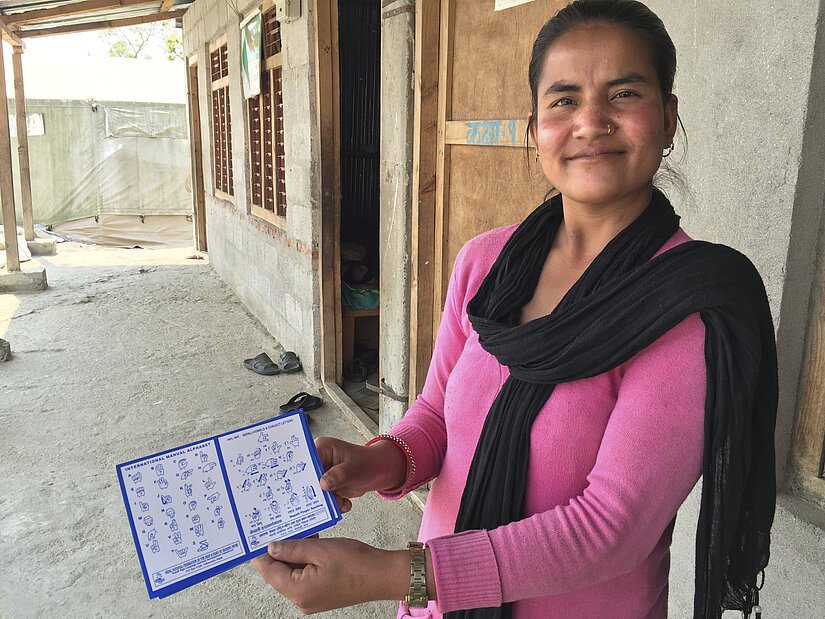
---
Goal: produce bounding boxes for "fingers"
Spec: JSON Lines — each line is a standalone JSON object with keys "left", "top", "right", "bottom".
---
{"left": 314, "top": 437, "right": 365, "bottom": 507}
{"left": 315, "top": 438, "right": 360, "bottom": 489}
{"left": 254, "top": 543, "right": 310, "bottom": 579}
{"left": 320, "top": 462, "right": 366, "bottom": 494}
{"left": 333, "top": 494, "right": 353, "bottom": 513}
{"left": 251, "top": 552, "right": 274, "bottom": 573}
{"left": 314, "top": 436, "right": 335, "bottom": 468}
{"left": 253, "top": 538, "right": 377, "bottom": 615}
{"left": 268, "top": 539, "right": 318, "bottom": 566}
{"left": 314, "top": 436, "right": 344, "bottom": 473}
{"left": 253, "top": 552, "right": 299, "bottom": 590}
{"left": 319, "top": 462, "right": 344, "bottom": 491}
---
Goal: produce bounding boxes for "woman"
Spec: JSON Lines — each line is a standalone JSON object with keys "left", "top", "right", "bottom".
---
{"left": 253, "top": 2, "right": 777, "bottom": 617}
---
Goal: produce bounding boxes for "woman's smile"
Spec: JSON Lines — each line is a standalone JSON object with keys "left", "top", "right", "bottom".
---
{"left": 565, "top": 146, "right": 626, "bottom": 162}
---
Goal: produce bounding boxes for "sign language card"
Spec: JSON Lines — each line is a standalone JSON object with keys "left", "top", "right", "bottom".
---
{"left": 116, "top": 411, "right": 341, "bottom": 598}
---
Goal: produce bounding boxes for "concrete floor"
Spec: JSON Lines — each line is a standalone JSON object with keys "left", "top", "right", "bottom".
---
{"left": 0, "top": 244, "right": 422, "bottom": 618}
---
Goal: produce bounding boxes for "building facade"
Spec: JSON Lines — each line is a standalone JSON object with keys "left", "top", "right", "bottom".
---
{"left": 182, "top": 1, "right": 825, "bottom": 614}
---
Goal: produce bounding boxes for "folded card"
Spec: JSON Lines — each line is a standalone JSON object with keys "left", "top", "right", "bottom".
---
{"left": 116, "top": 411, "right": 341, "bottom": 598}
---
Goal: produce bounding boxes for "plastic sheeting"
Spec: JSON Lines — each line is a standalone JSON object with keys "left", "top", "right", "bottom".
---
{"left": 51, "top": 214, "right": 194, "bottom": 248}
{"left": 104, "top": 106, "right": 188, "bottom": 139}
{"left": 11, "top": 99, "right": 192, "bottom": 226}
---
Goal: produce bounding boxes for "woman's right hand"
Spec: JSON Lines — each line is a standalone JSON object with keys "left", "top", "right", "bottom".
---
{"left": 314, "top": 437, "right": 408, "bottom": 513}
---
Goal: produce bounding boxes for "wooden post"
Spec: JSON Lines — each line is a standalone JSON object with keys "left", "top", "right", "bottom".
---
{"left": 409, "top": 0, "right": 441, "bottom": 406}
{"left": 314, "top": 0, "right": 343, "bottom": 384}
{"left": 0, "top": 40, "right": 20, "bottom": 271}
{"left": 12, "top": 46, "right": 33, "bottom": 242}
{"left": 187, "top": 59, "right": 207, "bottom": 252}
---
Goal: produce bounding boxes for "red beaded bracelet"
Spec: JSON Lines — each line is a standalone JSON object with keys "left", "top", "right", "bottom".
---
{"left": 366, "top": 433, "right": 416, "bottom": 492}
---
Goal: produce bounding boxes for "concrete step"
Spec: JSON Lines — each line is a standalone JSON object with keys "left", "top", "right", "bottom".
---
{"left": 28, "top": 238, "right": 57, "bottom": 256}
{"left": 0, "top": 266, "right": 48, "bottom": 292}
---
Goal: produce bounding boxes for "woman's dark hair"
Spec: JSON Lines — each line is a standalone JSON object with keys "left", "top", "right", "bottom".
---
{"left": 529, "top": 0, "right": 677, "bottom": 121}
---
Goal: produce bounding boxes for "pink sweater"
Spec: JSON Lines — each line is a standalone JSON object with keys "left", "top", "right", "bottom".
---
{"left": 383, "top": 225, "right": 706, "bottom": 619}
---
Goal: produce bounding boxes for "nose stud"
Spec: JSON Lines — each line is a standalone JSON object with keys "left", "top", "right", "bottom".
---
{"left": 606, "top": 124, "right": 615, "bottom": 135}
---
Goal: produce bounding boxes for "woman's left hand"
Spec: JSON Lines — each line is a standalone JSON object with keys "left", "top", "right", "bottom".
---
{"left": 251, "top": 537, "right": 407, "bottom": 615}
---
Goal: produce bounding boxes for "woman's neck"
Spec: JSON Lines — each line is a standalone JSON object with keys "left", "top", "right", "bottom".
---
{"left": 557, "top": 186, "right": 654, "bottom": 266}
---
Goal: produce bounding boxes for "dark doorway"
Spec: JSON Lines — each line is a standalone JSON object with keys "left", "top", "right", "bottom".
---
{"left": 338, "top": 0, "right": 380, "bottom": 421}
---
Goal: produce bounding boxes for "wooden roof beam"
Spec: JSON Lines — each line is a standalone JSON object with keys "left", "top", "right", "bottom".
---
{"left": 3, "top": 0, "right": 160, "bottom": 28}
{"left": 0, "top": 17, "right": 25, "bottom": 47}
{"left": 159, "top": 0, "right": 176, "bottom": 12}
{"left": 18, "top": 9, "right": 185, "bottom": 38}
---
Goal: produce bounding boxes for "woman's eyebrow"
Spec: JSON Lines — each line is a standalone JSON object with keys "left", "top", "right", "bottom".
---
{"left": 542, "top": 81, "right": 580, "bottom": 97}
{"left": 606, "top": 73, "right": 650, "bottom": 87}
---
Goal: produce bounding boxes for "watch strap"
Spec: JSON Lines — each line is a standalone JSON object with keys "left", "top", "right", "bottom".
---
{"left": 405, "top": 541, "right": 428, "bottom": 608}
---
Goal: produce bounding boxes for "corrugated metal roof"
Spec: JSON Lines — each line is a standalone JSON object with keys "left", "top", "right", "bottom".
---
{"left": 17, "top": 5, "right": 164, "bottom": 32}
{"left": 0, "top": 0, "right": 193, "bottom": 40}
{"left": 0, "top": 1, "right": 71, "bottom": 11}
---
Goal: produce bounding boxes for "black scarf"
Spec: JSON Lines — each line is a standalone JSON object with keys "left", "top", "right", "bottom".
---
{"left": 446, "top": 189, "right": 776, "bottom": 619}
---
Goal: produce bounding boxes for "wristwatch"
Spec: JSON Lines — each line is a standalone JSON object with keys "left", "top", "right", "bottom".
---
{"left": 405, "top": 541, "right": 428, "bottom": 608}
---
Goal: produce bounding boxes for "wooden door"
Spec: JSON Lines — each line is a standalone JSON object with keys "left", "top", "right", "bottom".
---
{"left": 410, "top": 0, "right": 567, "bottom": 399}
{"left": 188, "top": 58, "right": 208, "bottom": 252}
{"left": 434, "top": 0, "right": 570, "bottom": 320}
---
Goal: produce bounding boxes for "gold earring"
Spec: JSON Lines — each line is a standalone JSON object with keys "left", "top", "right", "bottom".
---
{"left": 663, "top": 142, "right": 674, "bottom": 158}
{"left": 606, "top": 124, "right": 615, "bottom": 135}
{"left": 535, "top": 149, "right": 540, "bottom": 162}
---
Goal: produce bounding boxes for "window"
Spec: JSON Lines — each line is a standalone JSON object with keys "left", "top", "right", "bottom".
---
{"left": 248, "top": 8, "right": 286, "bottom": 224}
{"left": 210, "top": 41, "right": 233, "bottom": 198}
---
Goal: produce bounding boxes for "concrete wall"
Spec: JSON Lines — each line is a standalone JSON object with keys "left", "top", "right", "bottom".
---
{"left": 379, "top": 4, "right": 416, "bottom": 431}
{"left": 183, "top": 0, "right": 323, "bottom": 379}
{"left": 642, "top": 1, "right": 825, "bottom": 615}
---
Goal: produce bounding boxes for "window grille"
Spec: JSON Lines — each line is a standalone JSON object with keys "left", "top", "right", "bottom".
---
{"left": 248, "top": 9, "right": 286, "bottom": 220}
{"left": 211, "top": 43, "right": 233, "bottom": 196}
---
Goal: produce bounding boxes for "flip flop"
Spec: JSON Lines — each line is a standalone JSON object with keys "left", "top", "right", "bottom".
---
{"left": 279, "top": 392, "right": 323, "bottom": 413}
{"left": 279, "top": 351, "right": 302, "bottom": 373}
{"left": 243, "top": 352, "right": 281, "bottom": 376}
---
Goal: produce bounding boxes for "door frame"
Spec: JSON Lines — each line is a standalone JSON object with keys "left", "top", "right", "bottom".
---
{"left": 317, "top": 0, "right": 385, "bottom": 436}
{"left": 790, "top": 235, "right": 825, "bottom": 506}
{"left": 408, "top": 0, "right": 442, "bottom": 405}
{"left": 187, "top": 55, "right": 208, "bottom": 252}
{"left": 315, "top": 0, "right": 343, "bottom": 386}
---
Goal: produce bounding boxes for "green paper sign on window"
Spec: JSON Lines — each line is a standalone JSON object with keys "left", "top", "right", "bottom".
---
{"left": 241, "top": 11, "right": 262, "bottom": 99}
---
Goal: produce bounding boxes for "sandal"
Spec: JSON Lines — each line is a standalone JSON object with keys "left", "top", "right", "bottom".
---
{"left": 279, "top": 392, "right": 323, "bottom": 413}
{"left": 243, "top": 352, "right": 281, "bottom": 375}
{"left": 279, "top": 351, "right": 302, "bottom": 373}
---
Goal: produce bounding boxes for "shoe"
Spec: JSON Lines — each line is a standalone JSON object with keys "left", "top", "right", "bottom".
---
{"left": 279, "top": 351, "right": 302, "bottom": 373}
{"left": 243, "top": 352, "right": 280, "bottom": 375}
{"left": 279, "top": 392, "right": 323, "bottom": 413}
